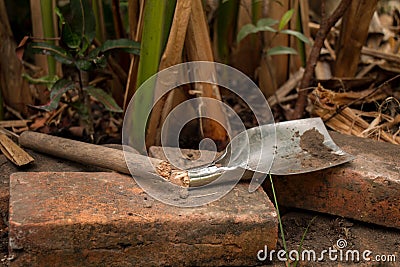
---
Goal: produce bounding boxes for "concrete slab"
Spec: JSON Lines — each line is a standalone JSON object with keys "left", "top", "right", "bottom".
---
{"left": 9, "top": 172, "right": 278, "bottom": 266}
{"left": 265, "top": 132, "right": 400, "bottom": 229}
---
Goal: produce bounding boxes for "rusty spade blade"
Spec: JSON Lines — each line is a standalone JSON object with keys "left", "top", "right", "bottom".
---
{"left": 188, "top": 117, "right": 355, "bottom": 189}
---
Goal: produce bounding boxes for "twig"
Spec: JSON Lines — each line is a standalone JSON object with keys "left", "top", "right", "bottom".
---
{"left": 0, "top": 120, "right": 30, "bottom": 128}
{"left": 267, "top": 68, "right": 304, "bottom": 107}
{"left": 324, "top": 74, "right": 400, "bottom": 122}
{"left": 290, "top": 0, "right": 351, "bottom": 120}
{"left": 4, "top": 105, "right": 25, "bottom": 120}
{"left": 323, "top": 39, "right": 336, "bottom": 60}
{"left": 361, "top": 46, "right": 400, "bottom": 64}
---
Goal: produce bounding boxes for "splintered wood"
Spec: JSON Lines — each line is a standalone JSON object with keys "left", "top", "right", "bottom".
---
{"left": 309, "top": 84, "right": 400, "bottom": 145}
{"left": 0, "top": 133, "right": 34, "bottom": 166}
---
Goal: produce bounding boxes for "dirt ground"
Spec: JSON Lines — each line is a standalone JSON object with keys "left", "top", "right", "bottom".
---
{"left": 0, "top": 151, "right": 399, "bottom": 266}
{"left": 272, "top": 211, "right": 400, "bottom": 266}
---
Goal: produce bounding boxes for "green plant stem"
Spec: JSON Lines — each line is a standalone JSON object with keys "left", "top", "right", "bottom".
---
{"left": 78, "top": 70, "right": 94, "bottom": 140}
{"left": 162, "top": 0, "right": 177, "bottom": 50}
{"left": 92, "top": 0, "right": 106, "bottom": 42}
{"left": 132, "top": 0, "right": 172, "bottom": 152}
{"left": 269, "top": 173, "right": 290, "bottom": 265}
{"left": 296, "top": 4, "right": 306, "bottom": 67}
{"left": 252, "top": 0, "right": 263, "bottom": 24}
{"left": 262, "top": 32, "right": 279, "bottom": 100}
{"left": 215, "top": 0, "right": 240, "bottom": 63}
{"left": 252, "top": 0, "right": 264, "bottom": 52}
{"left": 294, "top": 216, "right": 317, "bottom": 267}
{"left": 264, "top": 54, "right": 278, "bottom": 94}
{"left": 40, "top": 0, "right": 56, "bottom": 76}
{"left": 135, "top": 0, "right": 170, "bottom": 88}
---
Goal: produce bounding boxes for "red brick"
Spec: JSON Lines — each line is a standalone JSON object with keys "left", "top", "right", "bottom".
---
{"left": 9, "top": 172, "right": 277, "bottom": 266}
{"left": 265, "top": 132, "right": 400, "bottom": 229}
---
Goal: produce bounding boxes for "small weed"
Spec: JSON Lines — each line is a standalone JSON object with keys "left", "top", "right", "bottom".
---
{"left": 21, "top": 0, "right": 140, "bottom": 139}
{"left": 269, "top": 173, "right": 316, "bottom": 266}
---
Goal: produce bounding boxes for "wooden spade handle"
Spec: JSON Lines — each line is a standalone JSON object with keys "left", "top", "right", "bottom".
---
{"left": 19, "top": 131, "right": 169, "bottom": 177}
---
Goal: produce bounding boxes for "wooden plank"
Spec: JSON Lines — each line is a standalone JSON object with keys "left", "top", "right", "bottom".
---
{"left": 0, "top": 120, "right": 30, "bottom": 128}
{"left": 185, "top": 0, "right": 228, "bottom": 149}
{"left": 334, "top": 0, "right": 379, "bottom": 77}
{"left": 0, "top": 133, "right": 34, "bottom": 166}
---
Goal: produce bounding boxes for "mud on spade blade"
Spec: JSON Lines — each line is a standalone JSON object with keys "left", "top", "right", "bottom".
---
{"left": 269, "top": 117, "right": 355, "bottom": 175}
{"left": 188, "top": 117, "right": 354, "bottom": 191}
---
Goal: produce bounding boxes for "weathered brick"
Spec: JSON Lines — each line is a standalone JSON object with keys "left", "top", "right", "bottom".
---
{"left": 265, "top": 132, "right": 400, "bottom": 229}
{"left": 0, "top": 151, "right": 103, "bottom": 259}
{"left": 9, "top": 172, "right": 277, "bottom": 266}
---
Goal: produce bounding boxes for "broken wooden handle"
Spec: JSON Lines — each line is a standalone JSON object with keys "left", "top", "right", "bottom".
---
{"left": 19, "top": 131, "right": 169, "bottom": 177}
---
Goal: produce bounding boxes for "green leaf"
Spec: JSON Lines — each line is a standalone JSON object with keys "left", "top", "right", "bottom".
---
{"left": 75, "top": 59, "right": 93, "bottom": 71}
{"left": 81, "top": 35, "right": 92, "bottom": 54}
{"left": 256, "top": 18, "right": 278, "bottom": 28}
{"left": 29, "top": 42, "right": 74, "bottom": 65}
{"left": 35, "top": 79, "right": 75, "bottom": 111}
{"left": 267, "top": 46, "right": 298, "bottom": 56}
{"left": 237, "top": 18, "right": 280, "bottom": 43}
{"left": 94, "top": 55, "right": 107, "bottom": 69}
{"left": 56, "top": 7, "right": 81, "bottom": 49}
{"left": 254, "top": 18, "right": 278, "bottom": 34}
{"left": 68, "top": 1, "right": 83, "bottom": 35}
{"left": 55, "top": 7, "right": 65, "bottom": 31}
{"left": 22, "top": 74, "right": 59, "bottom": 88}
{"left": 84, "top": 86, "right": 123, "bottom": 112}
{"left": 256, "top": 25, "right": 277, "bottom": 33}
{"left": 278, "top": 9, "right": 294, "bottom": 31}
{"left": 273, "top": 0, "right": 284, "bottom": 7}
{"left": 280, "top": 29, "right": 310, "bottom": 44}
{"left": 86, "top": 47, "right": 107, "bottom": 68}
{"left": 87, "top": 46, "right": 101, "bottom": 58}
{"left": 69, "top": 0, "right": 96, "bottom": 46}
{"left": 100, "top": 39, "right": 141, "bottom": 55}
{"left": 62, "top": 23, "right": 82, "bottom": 49}
{"left": 81, "top": 0, "right": 96, "bottom": 44}
{"left": 237, "top": 24, "right": 256, "bottom": 43}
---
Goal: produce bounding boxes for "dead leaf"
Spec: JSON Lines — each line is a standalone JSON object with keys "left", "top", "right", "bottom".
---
{"left": 29, "top": 113, "right": 51, "bottom": 131}
{"left": 15, "top": 36, "right": 31, "bottom": 62}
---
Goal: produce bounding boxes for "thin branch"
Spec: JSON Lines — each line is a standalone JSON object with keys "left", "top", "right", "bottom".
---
{"left": 324, "top": 74, "right": 400, "bottom": 122}
{"left": 289, "top": 0, "right": 352, "bottom": 120}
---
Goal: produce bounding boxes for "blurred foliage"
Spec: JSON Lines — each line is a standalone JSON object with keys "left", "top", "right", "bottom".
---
{"left": 237, "top": 9, "right": 310, "bottom": 56}
{"left": 24, "top": 0, "right": 139, "bottom": 136}
{"left": 5, "top": 0, "right": 32, "bottom": 41}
